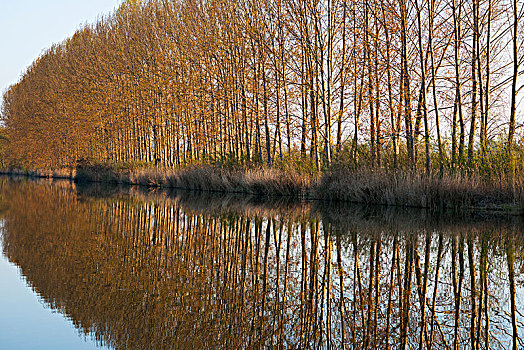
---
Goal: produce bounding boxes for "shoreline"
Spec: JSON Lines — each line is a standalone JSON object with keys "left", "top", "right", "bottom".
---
{"left": 1, "top": 166, "right": 522, "bottom": 216}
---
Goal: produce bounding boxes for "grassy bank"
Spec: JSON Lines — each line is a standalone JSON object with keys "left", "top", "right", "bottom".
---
{"left": 318, "top": 167, "right": 523, "bottom": 213}
{"left": 2, "top": 164, "right": 523, "bottom": 214}
{"left": 75, "top": 164, "right": 313, "bottom": 198}
{"left": 0, "top": 168, "right": 76, "bottom": 180}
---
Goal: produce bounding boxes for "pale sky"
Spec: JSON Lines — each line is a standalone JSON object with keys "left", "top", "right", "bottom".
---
{"left": 0, "top": 0, "right": 122, "bottom": 94}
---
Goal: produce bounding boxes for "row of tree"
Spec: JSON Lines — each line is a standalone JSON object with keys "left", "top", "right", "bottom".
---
{"left": 1, "top": 0, "right": 523, "bottom": 172}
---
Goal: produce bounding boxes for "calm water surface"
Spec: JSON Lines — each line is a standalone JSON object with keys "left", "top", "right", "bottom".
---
{"left": 0, "top": 178, "right": 523, "bottom": 349}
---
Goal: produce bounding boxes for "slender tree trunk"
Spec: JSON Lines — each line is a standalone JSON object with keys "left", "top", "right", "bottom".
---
{"left": 508, "top": 0, "right": 519, "bottom": 175}
{"left": 428, "top": 0, "right": 444, "bottom": 168}
{"left": 482, "top": 0, "right": 492, "bottom": 159}
{"left": 415, "top": 0, "right": 431, "bottom": 173}
{"left": 262, "top": 63, "right": 271, "bottom": 166}
{"left": 400, "top": 0, "right": 414, "bottom": 167}
{"left": 336, "top": 0, "right": 348, "bottom": 156}
{"left": 468, "top": 0, "right": 479, "bottom": 165}
{"left": 452, "top": 0, "right": 465, "bottom": 166}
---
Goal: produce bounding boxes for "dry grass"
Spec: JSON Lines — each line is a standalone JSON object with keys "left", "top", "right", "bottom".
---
{"left": 0, "top": 168, "right": 76, "bottom": 180}
{"left": 317, "top": 167, "right": 523, "bottom": 211}
{"left": 9, "top": 164, "right": 524, "bottom": 213}
{"left": 76, "top": 164, "right": 314, "bottom": 198}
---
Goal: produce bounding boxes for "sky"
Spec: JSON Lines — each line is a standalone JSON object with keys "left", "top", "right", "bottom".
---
{"left": 0, "top": 0, "right": 122, "bottom": 95}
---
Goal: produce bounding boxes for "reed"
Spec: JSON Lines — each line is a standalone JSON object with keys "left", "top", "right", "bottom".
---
{"left": 6, "top": 163, "right": 523, "bottom": 213}
{"left": 317, "top": 167, "right": 523, "bottom": 211}
{"left": 76, "top": 164, "right": 314, "bottom": 197}
{"left": 0, "top": 167, "right": 76, "bottom": 180}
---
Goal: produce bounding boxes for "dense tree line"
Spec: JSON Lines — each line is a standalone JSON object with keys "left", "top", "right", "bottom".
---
{"left": 1, "top": 0, "right": 523, "bottom": 174}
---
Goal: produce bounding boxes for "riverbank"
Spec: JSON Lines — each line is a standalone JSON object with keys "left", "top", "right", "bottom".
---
{"left": 2, "top": 165, "right": 523, "bottom": 214}
{"left": 0, "top": 168, "right": 77, "bottom": 180}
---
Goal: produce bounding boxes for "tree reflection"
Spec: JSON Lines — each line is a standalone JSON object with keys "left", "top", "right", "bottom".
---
{"left": 0, "top": 179, "right": 523, "bottom": 349}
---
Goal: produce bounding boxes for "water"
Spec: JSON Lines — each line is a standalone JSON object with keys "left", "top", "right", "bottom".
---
{"left": 0, "top": 178, "right": 523, "bottom": 349}
{"left": 0, "top": 251, "right": 103, "bottom": 350}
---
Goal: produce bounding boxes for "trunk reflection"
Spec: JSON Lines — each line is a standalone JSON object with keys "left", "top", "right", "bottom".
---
{"left": 1, "top": 179, "right": 523, "bottom": 349}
